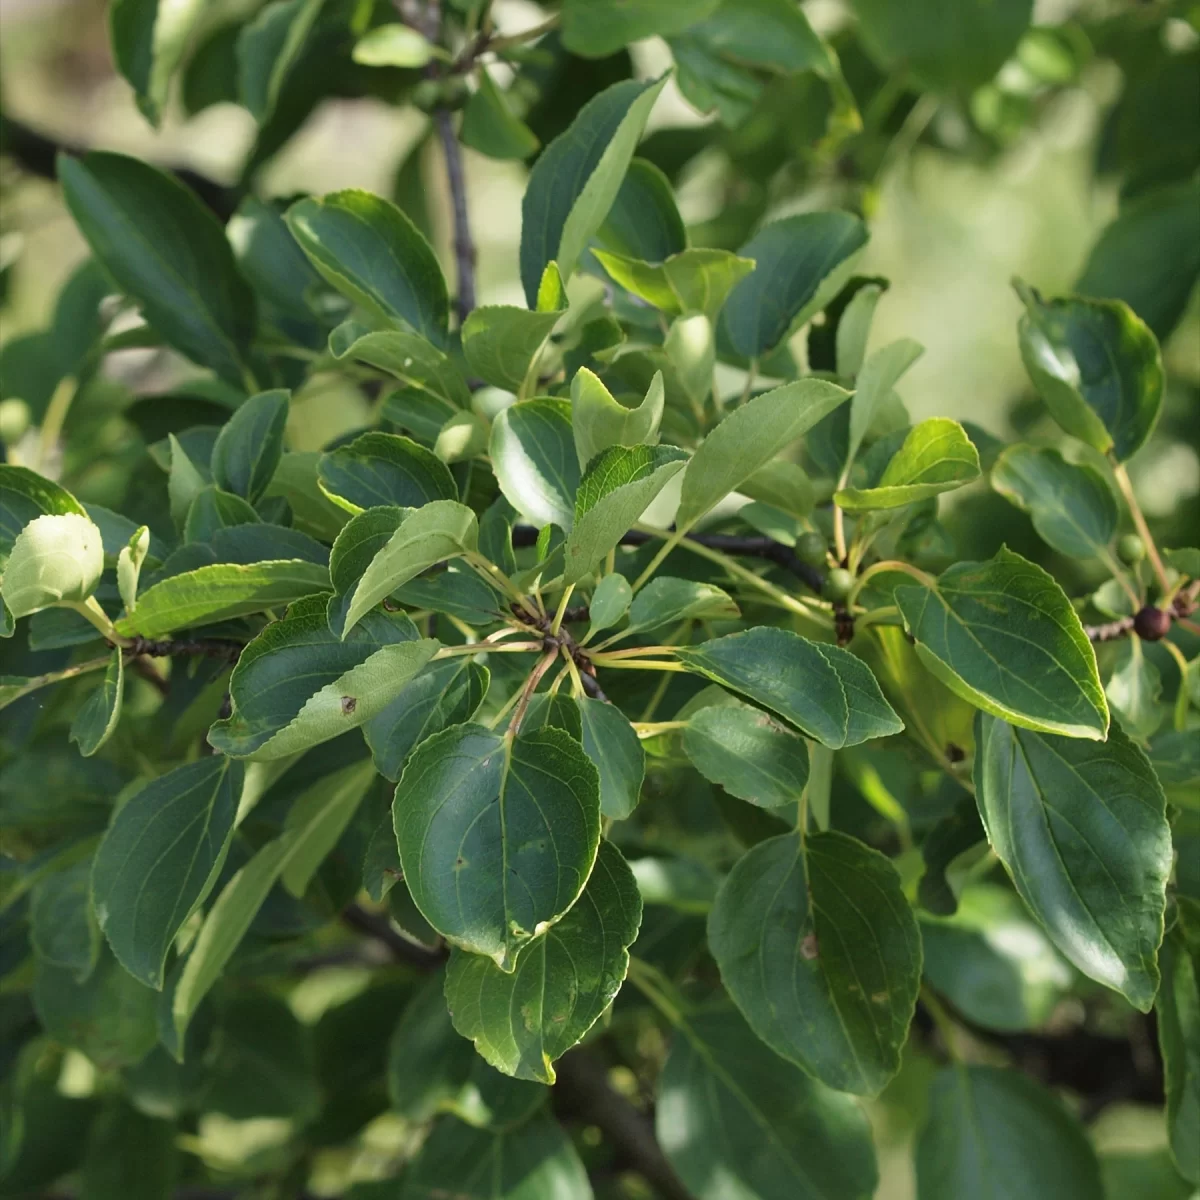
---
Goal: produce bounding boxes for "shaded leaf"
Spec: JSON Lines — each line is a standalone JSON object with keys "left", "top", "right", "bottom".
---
{"left": 460, "top": 69, "right": 540, "bottom": 161}
{"left": 625, "top": 576, "right": 739, "bottom": 635}
{"left": 69, "top": 649, "right": 124, "bottom": 757}
{"left": 211, "top": 390, "right": 289, "bottom": 503}
{"left": 579, "top": 696, "right": 645, "bottom": 819}
{"left": 330, "top": 319, "right": 469, "bottom": 409}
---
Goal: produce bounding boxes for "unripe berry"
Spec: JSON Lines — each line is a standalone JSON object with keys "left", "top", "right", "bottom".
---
{"left": 1133, "top": 605, "right": 1170, "bottom": 641}
{"left": 1117, "top": 534, "right": 1145, "bottom": 565}
{"left": 823, "top": 568, "right": 854, "bottom": 603}
{"left": 795, "top": 531, "right": 827, "bottom": 567}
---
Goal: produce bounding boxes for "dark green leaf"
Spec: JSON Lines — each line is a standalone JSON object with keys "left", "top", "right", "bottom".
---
{"left": 1157, "top": 915, "right": 1200, "bottom": 1184}
{"left": 227, "top": 195, "right": 327, "bottom": 320}
{"left": 394, "top": 723, "right": 601, "bottom": 969}
{"left": 489, "top": 399, "right": 580, "bottom": 531}
{"left": 595, "top": 157, "right": 687, "bottom": 263}
{"left": 562, "top": 0, "right": 719, "bottom": 58}
{"left": 974, "top": 714, "right": 1171, "bottom": 1010}
{"left": 579, "top": 696, "right": 645, "bottom": 819}
{"left": 58, "top": 152, "right": 256, "bottom": 386}
{"left": 625, "top": 576, "right": 739, "bottom": 635}
{"left": 330, "top": 319, "right": 469, "bottom": 408}
{"left": 81, "top": 1101, "right": 175, "bottom": 1200}
{"left": 708, "top": 830, "right": 922, "bottom": 1094}
{"left": 318, "top": 431, "right": 458, "bottom": 514}
{"left": 211, "top": 390, "right": 289, "bottom": 503}
{"left": 677, "top": 628, "right": 903, "bottom": 749}
{"left": 183, "top": 486, "right": 259, "bottom": 543}
{"left": 238, "top": 0, "right": 324, "bottom": 123}
{"left": 30, "top": 858, "right": 101, "bottom": 982}
{"left": 69, "top": 649, "right": 124, "bottom": 757}
{"left": 895, "top": 548, "right": 1108, "bottom": 740}
{"left": 0, "top": 464, "right": 87, "bottom": 553}
{"left": 109, "top": 0, "right": 206, "bottom": 127}
{"left": 460, "top": 69, "right": 540, "bottom": 161}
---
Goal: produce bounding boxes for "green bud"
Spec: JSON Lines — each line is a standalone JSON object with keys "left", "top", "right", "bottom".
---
{"left": 823, "top": 568, "right": 854, "bottom": 603}
{"left": 795, "top": 532, "right": 828, "bottom": 568}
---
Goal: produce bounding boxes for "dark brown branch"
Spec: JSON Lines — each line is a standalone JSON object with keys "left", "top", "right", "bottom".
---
{"left": 125, "top": 635, "right": 244, "bottom": 661}
{"left": 1084, "top": 615, "right": 1135, "bottom": 642}
{"left": 340, "top": 902, "right": 448, "bottom": 970}
{"left": 434, "top": 107, "right": 477, "bottom": 323}
{"left": 1083, "top": 588, "right": 1197, "bottom": 643}
{"left": 1, "top": 114, "right": 241, "bottom": 220}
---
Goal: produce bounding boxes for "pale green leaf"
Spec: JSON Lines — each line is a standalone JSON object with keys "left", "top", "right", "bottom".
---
{"left": 330, "top": 319, "right": 469, "bottom": 409}
{"left": 845, "top": 338, "right": 923, "bottom": 468}
{"left": 587, "top": 572, "right": 631, "bottom": 634}
{"left": 1, "top": 513, "right": 104, "bottom": 618}
{"left": 571, "top": 368, "right": 664, "bottom": 469}
{"left": 116, "top": 524, "right": 150, "bottom": 613}
{"left": 593, "top": 247, "right": 756, "bottom": 320}
{"left": 352, "top": 23, "right": 434, "bottom": 68}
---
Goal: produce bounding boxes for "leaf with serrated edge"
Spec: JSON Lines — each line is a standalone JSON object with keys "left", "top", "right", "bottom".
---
{"left": 895, "top": 548, "right": 1108, "bottom": 740}
{"left": 394, "top": 723, "right": 600, "bottom": 970}
{"left": 445, "top": 841, "right": 641, "bottom": 1082}
{"left": 708, "top": 830, "right": 921, "bottom": 1095}
{"left": 973, "top": 713, "right": 1170, "bottom": 1010}
{"left": 69, "top": 649, "right": 124, "bottom": 757}
{"left": 318, "top": 431, "right": 457, "bottom": 515}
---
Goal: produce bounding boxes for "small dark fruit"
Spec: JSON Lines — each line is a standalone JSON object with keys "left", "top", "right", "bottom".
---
{"left": 1133, "top": 605, "right": 1171, "bottom": 641}
{"left": 824, "top": 568, "right": 854, "bottom": 603}
{"left": 795, "top": 531, "right": 828, "bottom": 567}
{"left": 1117, "top": 534, "right": 1146, "bottom": 565}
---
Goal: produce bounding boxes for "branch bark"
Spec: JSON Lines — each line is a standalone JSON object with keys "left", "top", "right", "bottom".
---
{"left": 434, "top": 107, "right": 477, "bottom": 324}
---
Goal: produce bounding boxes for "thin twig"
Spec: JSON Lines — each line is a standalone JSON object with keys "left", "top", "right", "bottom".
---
{"left": 434, "top": 107, "right": 477, "bottom": 323}
{"left": 340, "top": 902, "right": 447, "bottom": 970}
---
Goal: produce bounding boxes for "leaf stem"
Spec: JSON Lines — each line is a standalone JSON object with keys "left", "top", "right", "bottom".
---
{"left": 507, "top": 649, "right": 558, "bottom": 738}
{"left": 1111, "top": 461, "right": 1170, "bottom": 594}
{"left": 845, "top": 559, "right": 935, "bottom": 609}
{"left": 435, "top": 640, "right": 542, "bottom": 658}
{"left": 631, "top": 528, "right": 685, "bottom": 593}
{"left": 463, "top": 550, "right": 527, "bottom": 606}
{"left": 0, "top": 654, "right": 111, "bottom": 711}
{"left": 550, "top": 584, "right": 575, "bottom": 636}
{"left": 35, "top": 374, "right": 77, "bottom": 470}
{"left": 589, "top": 655, "right": 684, "bottom": 672}
{"left": 633, "top": 720, "right": 687, "bottom": 738}
{"left": 68, "top": 597, "right": 133, "bottom": 647}
{"left": 626, "top": 957, "right": 686, "bottom": 1027}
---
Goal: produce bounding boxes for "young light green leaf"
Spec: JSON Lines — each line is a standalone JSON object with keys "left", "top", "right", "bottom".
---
{"left": 625, "top": 576, "right": 740, "bottom": 635}
{"left": 116, "top": 525, "right": 150, "bottom": 613}
{"left": 1157, "top": 916, "right": 1200, "bottom": 1184}
{"left": 520, "top": 75, "right": 669, "bottom": 305}
{"left": 445, "top": 841, "right": 642, "bottom": 1082}
{"left": 835, "top": 281, "right": 886, "bottom": 378}
{"left": 1106, "top": 637, "right": 1163, "bottom": 740}
{"left": 114, "top": 560, "right": 330, "bottom": 638}
{"left": 845, "top": 338, "right": 923, "bottom": 468}
{"left": 658, "top": 1005, "right": 880, "bottom": 1200}
{"left": 564, "top": 445, "right": 688, "bottom": 583}
{"left": 665, "top": 312, "right": 716, "bottom": 408}
{"left": 684, "top": 698, "right": 810, "bottom": 808}
{"left": 460, "top": 68, "right": 540, "bottom": 161}
{"left": 991, "top": 445, "right": 1119, "bottom": 559}
{"left": 593, "top": 247, "right": 756, "bottom": 320}
{"left": 835, "top": 418, "right": 981, "bottom": 511}
{"left": 489, "top": 399, "right": 580, "bottom": 531}
{"left": 461, "top": 303, "right": 563, "bottom": 394}
{"left": 109, "top": 0, "right": 206, "bottom": 127}
{"left": 0, "top": 464, "right": 88, "bottom": 552}
{"left": 708, "top": 830, "right": 921, "bottom": 1094}
{"left": 208, "top": 594, "right": 439, "bottom": 760}
{"left": 572, "top": 368, "right": 665, "bottom": 469}
{"left": 915, "top": 1066, "right": 1102, "bottom": 1200}
{"left": 318, "top": 431, "right": 458, "bottom": 515}
{"left": 334, "top": 499, "right": 479, "bottom": 637}
{"left": 895, "top": 548, "right": 1108, "bottom": 740}
{"left": 394, "top": 723, "right": 601, "bottom": 970}
{"left": 286, "top": 190, "right": 449, "bottom": 342}
{"left": 677, "top": 627, "right": 903, "bottom": 749}
{"left": 91, "top": 756, "right": 243, "bottom": 989}
{"left": 588, "top": 572, "right": 632, "bottom": 634}
{"left": 352, "top": 23, "right": 434, "bottom": 68}
{"left": 330, "top": 319, "right": 469, "bottom": 409}
{"left": 237, "top": 0, "right": 324, "bottom": 123}
{"left": 1015, "top": 281, "right": 1163, "bottom": 462}
{"left": 579, "top": 697, "right": 645, "bottom": 819}
{"left": 363, "top": 658, "right": 489, "bottom": 781}
{"left": 676, "top": 379, "right": 850, "bottom": 529}
{"left": 211, "top": 390, "right": 289, "bottom": 503}
{"left": 722, "top": 212, "right": 868, "bottom": 358}
{"left": 58, "top": 152, "right": 256, "bottom": 385}
{"left": 1, "top": 513, "right": 104, "bottom": 618}
{"left": 974, "top": 714, "right": 1171, "bottom": 1011}
{"left": 69, "top": 649, "right": 124, "bottom": 758}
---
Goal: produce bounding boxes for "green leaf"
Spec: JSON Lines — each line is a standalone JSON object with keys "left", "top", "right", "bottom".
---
{"left": 286, "top": 190, "right": 449, "bottom": 342}
{"left": 183, "top": 486, "right": 260, "bottom": 543}
{"left": 0, "top": 464, "right": 87, "bottom": 553}
{"left": 708, "top": 829, "right": 922, "bottom": 1094}
{"left": 595, "top": 157, "right": 687, "bottom": 263}
{"left": 208, "top": 594, "right": 439, "bottom": 760}
{"left": 461, "top": 302, "right": 563, "bottom": 394}
{"left": 991, "top": 445, "right": 1119, "bottom": 559}
{"left": 973, "top": 714, "right": 1171, "bottom": 1010}
{"left": 835, "top": 418, "right": 981, "bottom": 511}
{"left": 91, "top": 756, "right": 243, "bottom": 989}
{"left": 69, "top": 649, "right": 124, "bottom": 758}
{"left": 227, "top": 194, "right": 327, "bottom": 319}
{"left": 318, "top": 431, "right": 458, "bottom": 515}
{"left": 109, "top": 0, "right": 206, "bottom": 127}
{"left": 722, "top": 213, "right": 868, "bottom": 358}
{"left": 658, "top": 1005, "right": 879, "bottom": 1200}
{"left": 264, "top": 451, "right": 350, "bottom": 541}
{"left": 30, "top": 858, "right": 101, "bottom": 982}
{"left": 460, "top": 68, "right": 540, "bottom": 161}
{"left": 394, "top": 723, "right": 601, "bottom": 970}
{"left": 562, "top": 0, "right": 718, "bottom": 58}
{"left": 352, "top": 23, "right": 434, "bottom": 68}
{"left": 625, "top": 576, "right": 740, "bottom": 635}
{"left": 571, "top": 368, "right": 664, "bottom": 470}
{"left": 677, "top": 628, "right": 903, "bottom": 749}
{"left": 400, "top": 1114, "right": 591, "bottom": 1200}
{"left": 1105, "top": 638, "right": 1163, "bottom": 741}
{"left": 171, "top": 758, "right": 372, "bottom": 1046}
{"left": 363, "top": 658, "right": 489, "bottom": 781}
{"left": 579, "top": 697, "right": 645, "bottom": 819}
{"left": 588, "top": 572, "right": 631, "bottom": 633}
{"left": 895, "top": 548, "right": 1109, "bottom": 740}
{"left": 237, "top": 0, "right": 324, "bottom": 123}
{"left": 850, "top": 0, "right": 1033, "bottom": 93}
{"left": 82, "top": 1101, "right": 175, "bottom": 1200}
{"left": 330, "top": 319, "right": 469, "bottom": 409}
{"left": 564, "top": 445, "right": 688, "bottom": 583}
{"left": 330, "top": 500, "right": 479, "bottom": 637}
{"left": 594, "top": 247, "right": 756, "bottom": 320}
{"left": 114, "top": 560, "right": 330, "bottom": 638}
{"left": 166, "top": 434, "right": 208, "bottom": 533}
{"left": 1157, "top": 918, "right": 1200, "bottom": 1184}
{"left": 920, "top": 884, "right": 1072, "bottom": 1032}
{"left": 1, "top": 513, "right": 104, "bottom": 618}
{"left": 684, "top": 697, "right": 810, "bottom": 808}
{"left": 520, "top": 76, "right": 669, "bottom": 305}
{"left": 1015, "top": 282, "right": 1164, "bottom": 462}
{"left": 676, "top": 378, "right": 850, "bottom": 529}
{"left": 844, "top": 337, "right": 924, "bottom": 468}
{"left": 915, "top": 1066, "right": 1102, "bottom": 1200}
{"left": 211, "top": 390, "right": 289, "bottom": 503}
{"left": 489, "top": 399, "right": 580, "bottom": 531}
{"left": 835, "top": 281, "right": 886, "bottom": 378}
{"left": 116, "top": 525, "right": 150, "bottom": 613}
{"left": 445, "top": 841, "right": 641, "bottom": 1082}
{"left": 58, "top": 152, "right": 256, "bottom": 386}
